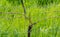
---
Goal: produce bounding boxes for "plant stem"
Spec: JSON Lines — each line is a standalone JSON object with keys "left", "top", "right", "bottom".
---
{"left": 21, "top": 0, "right": 27, "bottom": 19}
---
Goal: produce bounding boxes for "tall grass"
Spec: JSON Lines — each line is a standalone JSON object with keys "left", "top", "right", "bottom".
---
{"left": 0, "top": 0, "right": 60, "bottom": 37}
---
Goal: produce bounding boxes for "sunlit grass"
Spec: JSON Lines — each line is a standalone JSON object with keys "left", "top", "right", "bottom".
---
{"left": 0, "top": 0, "right": 60, "bottom": 37}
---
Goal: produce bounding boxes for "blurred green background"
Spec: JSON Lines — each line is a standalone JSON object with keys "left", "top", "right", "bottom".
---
{"left": 0, "top": 0, "right": 60, "bottom": 37}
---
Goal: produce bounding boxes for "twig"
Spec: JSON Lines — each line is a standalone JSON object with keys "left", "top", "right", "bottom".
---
{"left": 21, "top": 0, "right": 27, "bottom": 19}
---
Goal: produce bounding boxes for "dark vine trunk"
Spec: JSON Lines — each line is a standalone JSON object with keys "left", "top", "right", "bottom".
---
{"left": 28, "top": 25, "right": 32, "bottom": 37}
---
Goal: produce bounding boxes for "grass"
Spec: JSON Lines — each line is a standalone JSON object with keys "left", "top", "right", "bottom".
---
{"left": 0, "top": 0, "right": 60, "bottom": 37}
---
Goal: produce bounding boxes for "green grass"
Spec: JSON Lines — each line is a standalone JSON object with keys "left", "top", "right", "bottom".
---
{"left": 0, "top": 0, "right": 60, "bottom": 37}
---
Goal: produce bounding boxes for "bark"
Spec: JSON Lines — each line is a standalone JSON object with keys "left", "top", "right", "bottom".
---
{"left": 28, "top": 22, "right": 39, "bottom": 37}
{"left": 28, "top": 25, "right": 32, "bottom": 37}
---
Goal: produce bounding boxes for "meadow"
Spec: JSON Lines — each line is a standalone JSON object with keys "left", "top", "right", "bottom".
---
{"left": 0, "top": 0, "right": 60, "bottom": 37}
